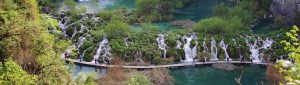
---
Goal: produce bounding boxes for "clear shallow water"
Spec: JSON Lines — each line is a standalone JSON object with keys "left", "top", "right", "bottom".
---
{"left": 171, "top": 65, "right": 267, "bottom": 85}
{"left": 72, "top": 64, "right": 107, "bottom": 79}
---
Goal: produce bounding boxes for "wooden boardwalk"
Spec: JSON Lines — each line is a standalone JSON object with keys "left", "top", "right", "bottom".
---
{"left": 65, "top": 59, "right": 268, "bottom": 69}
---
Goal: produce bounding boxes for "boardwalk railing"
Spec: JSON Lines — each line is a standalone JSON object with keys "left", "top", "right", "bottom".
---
{"left": 65, "top": 58, "right": 267, "bottom": 69}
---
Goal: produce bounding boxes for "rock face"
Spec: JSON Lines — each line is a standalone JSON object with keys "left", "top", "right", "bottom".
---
{"left": 212, "top": 63, "right": 239, "bottom": 71}
{"left": 270, "top": 0, "right": 300, "bottom": 23}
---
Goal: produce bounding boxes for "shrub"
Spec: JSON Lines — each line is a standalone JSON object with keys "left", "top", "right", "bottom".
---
{"left": 126, "top": 71, "right": 152, "bottom": 85}
{"left": 144, "top": 68, "right": 174, "bottom": 85}
{"left": 83, "top": 53, "right": 93, "bottom": 62}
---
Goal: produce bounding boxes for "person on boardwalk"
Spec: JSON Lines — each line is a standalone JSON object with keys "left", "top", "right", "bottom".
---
{"left": 193, "top": 57, "right": 196, "bottom": 64}
{"left": 79, "top": 55, "right": 83, "bottom": 62}
{"left": 98, "top": 58, "right": 102, "bottom": 65}
{"left": 240, "top": 56, "right": 245, "bottom": 62}
{"left": 226, "top": 57, "right": 229, "bottom": 62}
{"left": 106, "top": 59, "right": 110, "bottom": 66}
{"left": 95, "top": 58, "right": 97, "bottom": 64}
{"left": 64, "top": 52, "right": 68, "bottom": 59}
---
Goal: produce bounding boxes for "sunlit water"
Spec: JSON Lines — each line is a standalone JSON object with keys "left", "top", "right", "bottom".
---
{"left": 170, "top": 64, "right": 267, "bottom": 85}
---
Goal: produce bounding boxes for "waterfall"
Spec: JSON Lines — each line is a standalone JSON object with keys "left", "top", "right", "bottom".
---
{"left": 58, "top": 18, "right": 69, "bottom": 38}
{"left": 232, "top": 39, "right": 237, "bottom": 45}
{"left": 93, "top": 38, "right": 111, "bottom": 62}
{"left": 176, "top": 40, "right": 182, "bottom": 49}
{"left": 81, "top": 49, "right": 88, "bottom": 58}
{"left": 219, "top": 38, "right": 230, "bottom": 59}
{"left": 210, "top": 37, "right": 218, "bottom": 60}
{"left": 202, "top": 37, "right": 209, "bottom": 52}
{"left": 80, "top": 24, "right": 85, "bottom": 32}
{"left": 71, "top": 27, "right": 77, "bottom": 40}
{"left": 244, "top": 36, "right": 274, "bottom": 62}
{"left": 182, "top": 33, "right": 198, "bottom": 62}
{"left": 124, "top": 37, "right": 129, "bottom": 47}
{"left": 77, "top": 36, "right": 86, "bottom": 50}
{"left": 259, "top": 37, "right": 274, "bottom": 49}
{"left": 156, "top": 34, "right": 167, "bottom": 59}
{"left": 245, "top": 36, "right": 260, "bottom": 62}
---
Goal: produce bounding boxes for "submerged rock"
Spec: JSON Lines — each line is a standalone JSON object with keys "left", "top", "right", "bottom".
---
{"left": 212, "top": 63, "right": 239, "bottom": 71}
{"left": 171, "top": 19, "right": 196, "bottom": 29}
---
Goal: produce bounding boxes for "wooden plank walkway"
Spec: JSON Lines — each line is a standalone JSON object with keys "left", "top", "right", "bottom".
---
{"left": 65, "top": 58, "right": 268, "bottom": 69}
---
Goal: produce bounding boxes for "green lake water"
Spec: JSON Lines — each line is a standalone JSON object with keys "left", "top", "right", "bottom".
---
{"left": 171, "top": 65, "right": 267, "bottom": 85}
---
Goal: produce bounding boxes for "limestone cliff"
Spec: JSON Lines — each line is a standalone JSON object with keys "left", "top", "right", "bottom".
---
{"left": 270, "top": 0, "right": 300, "bottom": 23}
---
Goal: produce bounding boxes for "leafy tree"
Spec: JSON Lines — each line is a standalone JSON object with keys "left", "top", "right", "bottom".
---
{"left": 194, "top": 17, "right": 245, "bottom": 36}
{"left": 103, "top": 20, "right": 130, "bottom": 39}
{"left": 0, "top": 59, "right": 37, "bottom": 85}
{"left": 213, "top": 3, "right": 229, "bottom": 18}
{"left": 278, "top": 25, "right": 300, "bottom": 84}
{"left": 0, "top": 0, "right": 75, "bottom": 84}
{"left": 127, "top": 71, "right": 152, "bottom": 85}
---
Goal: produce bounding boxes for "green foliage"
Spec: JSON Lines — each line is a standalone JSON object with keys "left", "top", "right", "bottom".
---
{"left": 278, "top": 26, "right": 300, "bottom": 84}
{"left": 75, "top": 72, "right": 96, "bottom": 85}
{"left": 135, "top": 0, "right": 190, "bottom": 22}
{"left": 127, "top": 71, "right": 152, "bottom": 85}
{"left": 213, "top": 3, "right": 229, "bottom": 18}
{"left": 96, "top": 10, "right": 116, "bottom": 21}
{"left": 64, "top": 0, "right": 87, "bottom": 21}
{"left": 0, "top": 59, "right": 37, "bottom": 85}
{"left": 103, "top": 20, "right": 130, "bottom": 39}
{"left": 194, "top": 17, "right": 245, "bottom": 36}
{"left": 84, "top": 53, "right": 94, "bottom": 62}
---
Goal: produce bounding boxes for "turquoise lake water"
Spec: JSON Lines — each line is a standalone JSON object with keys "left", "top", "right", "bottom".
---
{"left": 171, "top": 65, "right": 267, "bottom": 85}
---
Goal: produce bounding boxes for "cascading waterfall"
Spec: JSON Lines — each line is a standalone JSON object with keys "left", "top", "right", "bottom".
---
{"left": 245, "top": 36, "right": 260, "bottom": 62}
{"left": 259, "top": 37, "right": 274, "bottom": 49}
{"left": 71, "top": 27, "right": 77, "bottom": 40}
{"left": 182, "top": 33, "right": 198, "bottom": 62}
{"left": 124, "top": 37, "right": 129, "bottom": 47}
{"left": 176, "top": 40, "right": 182, "bottom": 49}
{"left": 93, "top": 38, "right": 111, "bottom": 62}
{"left": 244, "top": 35, "right": 274, "bottom": 62}
{"left": 156, "top": 34, "right": 167, "bottom": 59}
{"left": 202, "top": 37, "right": 209, "bottom": 52}
{"left": 219, "top": 38, "right": 230, "bottom": 59}
{"left": 77, "top": 36, "right": 86, "bottom": 50}
{"left": 80, "top": 24, "right": 85, "bottom": 32}
{"left": 58, "top": 18, "right": 69, "bottom": 38}
{"left": 210, "top": 37, "right": 218, "bottom": 60}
